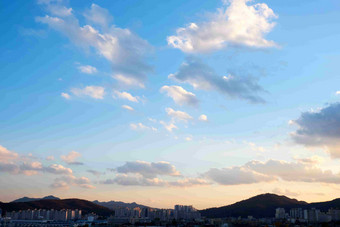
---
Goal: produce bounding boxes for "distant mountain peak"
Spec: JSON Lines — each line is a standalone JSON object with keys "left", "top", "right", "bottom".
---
{"left": 200, "top": 193, "right": 308, "bottom": 219}
{"left": 11, "top": 195, "right": 60, "bottom": 203}
{"left": 93, "top": 200, "right": 149, "bottom": 210}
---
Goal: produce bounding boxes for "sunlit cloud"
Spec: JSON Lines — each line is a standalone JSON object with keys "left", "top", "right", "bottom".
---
{"left": 0, "top": 145, "right": 19, "bottom": 163}
{"left": 113, "top": 90, "right": 139, "bottom": 103}
{"left": 198, "top": 114, "right": 208, "bottom": 122}
{"left": 160, "top": 85, "right": 199, "bottom": 107}
{"left": 166, "top": 107, "right": 193, "bottom": 122}
{"left": 122, "top": 105, "right": 134, "bottom": 111}
{"left": 61, "top": 92, "right": 71, "bottom": 99}
{"left": 167, "top": 0, "right": 278, "bottom": 53}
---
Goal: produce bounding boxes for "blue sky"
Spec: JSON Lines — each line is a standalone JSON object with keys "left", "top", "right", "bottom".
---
{"left": 1, "top": 0, "right": 340, "bottom": 208}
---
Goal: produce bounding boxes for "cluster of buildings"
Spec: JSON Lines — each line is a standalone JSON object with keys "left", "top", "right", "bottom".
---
{"left": 108, "top": 205, "right": 201, "bottom": 225}
{"left": 275, "top": 207, "right": 340, "bottom": 223}
{"left": 4, "top": 209, "right": 82, "bottom": 221}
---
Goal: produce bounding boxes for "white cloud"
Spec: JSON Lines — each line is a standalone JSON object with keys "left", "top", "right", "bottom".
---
{"left": 198, "top": 114, "right": 208, "bottom": 121}
{"left": 37, "top": 3, "right": 152, "bottom": 87}
{"left": 160, "top": 120, "right": 177, "bottom": 132}
{"left": 165, "top": 108, "right": 193, "bottom": 122}
{"left": 160, "top": 85, "right": 199, "bottom": 107}
{"left": 167, "top": 0, "right": 278, "bottom": 53}
{"left": 77, "top": 65, "right": 97, "bottom": 74}
{"left": 61, "top": 92, "right": 70, "bottom": 99}
{"left": 61, "top": 151, "right": 83, "bottom": 165}
{"left": 122, "top": 105, "right": 134, "bottom": 111}
{"left": 71, "top": 86, "right": 105, "bottom": 99}
{"left": 336, "top": 91, "right": 340, "bottom": 95}
{"left": 113, "top": 90, "right": 139, "bottom": 102}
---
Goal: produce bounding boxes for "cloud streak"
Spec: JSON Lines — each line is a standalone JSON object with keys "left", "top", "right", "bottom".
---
{"left": 169, "top": 57, "right": 265, "bottom": 103}
{"left": 71, "top": 86, "right": 105, "bottom": 99}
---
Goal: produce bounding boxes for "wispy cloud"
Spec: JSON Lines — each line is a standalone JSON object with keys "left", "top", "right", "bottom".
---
{"left": 71, "top": 86, "right": 105, "bottom": 99}
{"left": 77, "top": 65, "right": 97, "bottom": 74}
{"left": 37, "top": 3, "right": 152, "bottom": 87}
{"left": 169, "top": 57, "right": 265, "bottom": 103}
{"left": 51, "top": 175, "right": 95, "bottom": 189}
{"left": 166, "top": 108, "right": 193, "bottom": 122}
{"left": 159, "top": 120, "right": 177, "bottom": 132}
{"left": 130, "top": 123, "right": 157, "bottom": 132}
{"left": 61, "top": 151, "right": 83, "bottom": 165}
{"left": 122, "top": 105, "right": 134, "bottom": 111}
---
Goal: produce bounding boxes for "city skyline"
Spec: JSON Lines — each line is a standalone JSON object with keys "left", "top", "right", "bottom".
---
{"left": 1, "top": 0, "right": 340, "bottom": 209}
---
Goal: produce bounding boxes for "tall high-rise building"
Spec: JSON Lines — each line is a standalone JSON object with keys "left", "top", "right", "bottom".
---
{"left": 275, "top": 208, "right": 285, "bottom": 219}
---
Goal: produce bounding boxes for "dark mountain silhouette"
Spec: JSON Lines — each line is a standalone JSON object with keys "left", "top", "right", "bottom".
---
{"left": 200, "top": 193, "right": 309, "bottom": 218}
{"left": 0, "top": 199, "right": 113, "bottom": 216}
{"left": 309, "top": 198, "right": 340, "bottom": 212}
{"left": 93, "top": 200, "right": 149, "bottom": 210}
{"left": 11, "top": 195, "right": 60, "bottom": 203}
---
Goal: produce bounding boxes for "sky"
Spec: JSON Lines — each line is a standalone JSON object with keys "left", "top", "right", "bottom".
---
{"left": 1, "top": 0, "right": 340, "bottom": 209}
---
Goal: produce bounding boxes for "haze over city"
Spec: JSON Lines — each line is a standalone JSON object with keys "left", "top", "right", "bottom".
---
{"left": 1, "top": 0, "right": 340, "bottom": 210}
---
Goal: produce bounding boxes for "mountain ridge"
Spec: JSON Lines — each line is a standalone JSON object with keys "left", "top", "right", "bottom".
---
{"left": 0, "top": 199, "right": 113, "bottom": 216}
{"left": 3, "top": 193, "right": 340, "bottom": 219}
{"left": 200, "top": 193, "right": 340, "bottom": 218}
{"left": 11, "top": 195, "right": 60, "bottom": 203}
{"left": 93, "top": 200, "right": 149, "bottom": 210}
